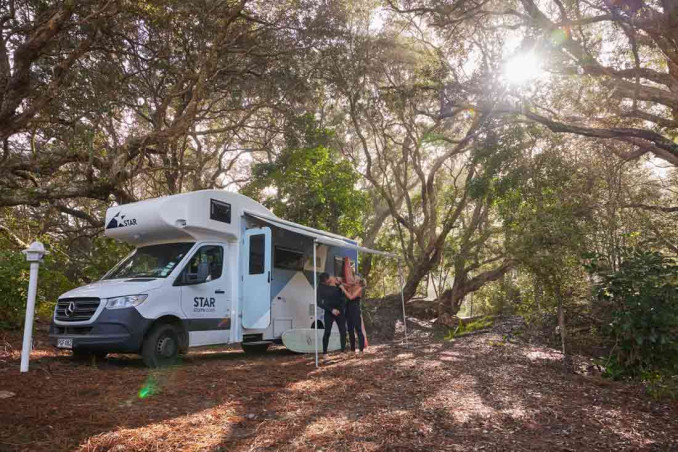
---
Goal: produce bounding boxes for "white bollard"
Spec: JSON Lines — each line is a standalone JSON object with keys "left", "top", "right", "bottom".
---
{"left": 20, "top": 241, "right": 46, "bottom": 373}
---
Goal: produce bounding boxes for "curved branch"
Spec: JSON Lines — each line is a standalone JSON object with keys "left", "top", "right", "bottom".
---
{"left": 622, "top": 203, "right": 678, "bottom": 213}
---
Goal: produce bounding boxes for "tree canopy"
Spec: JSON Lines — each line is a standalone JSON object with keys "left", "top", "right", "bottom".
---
{"left": 0, "top": 0, "right": 676, "bottom": 377}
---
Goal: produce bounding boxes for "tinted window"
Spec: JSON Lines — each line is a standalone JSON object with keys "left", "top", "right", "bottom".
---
{"left": 182, "top": 245, "right": 223, "bottom": 283}
{"left": 104, "top": 243, "right": 194, "bottom": 279}
{"left": 249, "top": 234, "right": 265, "bottom": 274}
{"left": 210, "top": 199, "right": 231, "bottom": 224}
{"left": 274, "top": 246, "right": 304, "bottom": 271}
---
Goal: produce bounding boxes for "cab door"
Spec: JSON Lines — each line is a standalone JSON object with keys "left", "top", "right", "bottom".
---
{"left": 177, "top": 244, "right": 230, "bottom": 343}
{"left": 242, "top": 228, "right": 272, "bottom": 329}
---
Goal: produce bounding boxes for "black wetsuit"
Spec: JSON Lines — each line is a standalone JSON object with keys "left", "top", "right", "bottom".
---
{"left": 346, "top": 297, "right": 365, "bottom": 352}
{"left": 316, "top": 283, "right": 346, "bottom": 353}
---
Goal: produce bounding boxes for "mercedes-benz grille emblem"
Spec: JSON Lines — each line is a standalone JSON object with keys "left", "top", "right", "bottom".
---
{"left": 65, "top": 301, "right": 77, "bottom": 318}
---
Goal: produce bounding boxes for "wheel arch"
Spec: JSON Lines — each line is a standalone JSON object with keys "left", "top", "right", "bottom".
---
{"left": 145, "top": 315, "right": 188, "bottom": 353}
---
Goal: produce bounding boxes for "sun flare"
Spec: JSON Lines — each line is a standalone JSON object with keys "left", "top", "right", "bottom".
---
{"left": 503, "top": 52, "right": 543, "bottom": 85}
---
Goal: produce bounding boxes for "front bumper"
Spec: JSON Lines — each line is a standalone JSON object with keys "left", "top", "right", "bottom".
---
{"left": 49, "top": 307, "right": 152, "bottom": 353}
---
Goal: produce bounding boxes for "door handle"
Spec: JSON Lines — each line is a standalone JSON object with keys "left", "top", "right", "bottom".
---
{"left": 267, "top": 271, "right": 271, "bottom": 283}
{"left": 215, "top": 289, "right": 225, "bottom": 294}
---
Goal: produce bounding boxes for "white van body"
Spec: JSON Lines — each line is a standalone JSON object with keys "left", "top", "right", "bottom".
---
{"left": 49, "top": 190, "right": 359, "bottom": 364}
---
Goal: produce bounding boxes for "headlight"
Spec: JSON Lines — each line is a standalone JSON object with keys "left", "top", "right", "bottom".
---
{"left": 105, "top": 294, "right": 148, "bottom": 310}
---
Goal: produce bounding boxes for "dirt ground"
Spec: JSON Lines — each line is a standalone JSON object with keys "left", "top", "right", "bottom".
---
{"left": 1, "top": 327, "right": 677, "bottom": 452}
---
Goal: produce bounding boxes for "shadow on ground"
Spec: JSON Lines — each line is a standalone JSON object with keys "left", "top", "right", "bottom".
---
{"left": 1, "top": 329, "right": 676, "bottom": 451}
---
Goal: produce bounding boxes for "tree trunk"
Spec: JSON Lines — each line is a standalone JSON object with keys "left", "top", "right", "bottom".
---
{"left": 441, "top": 261, "right": 513, "bottom": 314}
{"left": 401, "top": 258, "right": 436, "bottom": 301}
{"left": 439, "top": 287, "right": 464, "bottom": 315}
{"left": 556, "top": 284, "right": 573, "bottom": 373}
{"left": 361, "top": 254, "right": 373, "bottom": 281}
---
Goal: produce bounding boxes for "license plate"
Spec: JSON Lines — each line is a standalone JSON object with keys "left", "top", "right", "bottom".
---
{"left": 57, "top": 338, "right": 73, "bottom": 349}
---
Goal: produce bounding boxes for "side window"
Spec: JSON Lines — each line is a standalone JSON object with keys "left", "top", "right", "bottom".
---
{"left": 274, "top": 246, "right": 304, "bottom": 271}
{"left": 210, "top": 199, "right": 231, "bottom": 224}
{"left": 249, "top": 234, "right": 265, "bottom": 274}
{"left": 182, "top": 245, "right": 223, "bottom": 283}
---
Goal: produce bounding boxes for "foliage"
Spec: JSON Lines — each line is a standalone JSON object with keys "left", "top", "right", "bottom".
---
{"left": 643, "top": 373, "right": 678, "bottom": 401}
{"left": 0, "top": 224, "right": 132, "bottom": 328}
{"left": 79, "top": 237, "right": 134, "bottom": 283}
{"left": 460, "top": 274, "right": 523, "bottom": 317}
{"left": 445, "top": 315, "right": 495, "bottom": 340}
{"left": 0, "top": 0, "right": 676, "bottom": 378}
{"left": 587, "top": 249, "right": 678, "bottom": 378}
{"left": 0, "top": 249, "right": 75, "bottom": 329}
{"left": 243, "top": 116, "right": 368, "bottom": 237}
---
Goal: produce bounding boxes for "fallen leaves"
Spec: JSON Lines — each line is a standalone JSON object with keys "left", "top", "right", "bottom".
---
{"left": 0, "top": 329, "right": 677, "bottom": 451}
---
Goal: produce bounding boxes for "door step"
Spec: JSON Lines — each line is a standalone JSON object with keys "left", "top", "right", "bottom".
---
{"left": 242, "top": 340, "right": 272, "bottom": 346}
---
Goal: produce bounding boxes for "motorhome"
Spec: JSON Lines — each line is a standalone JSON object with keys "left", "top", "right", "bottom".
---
{"left": 48, "top": 190, "right": 391, "bottom": 367}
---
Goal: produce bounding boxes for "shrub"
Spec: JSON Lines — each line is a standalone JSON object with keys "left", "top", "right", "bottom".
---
{"left": 0, "top": 250, "right": 75, "bottom": 329}
{"left": 589, "top": 249, "right": 678, "bottom": 378}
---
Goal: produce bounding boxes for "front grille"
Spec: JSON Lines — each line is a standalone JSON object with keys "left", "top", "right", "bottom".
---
{"left": 53, "top": 326, "right": 93, "bottom": 335}
{"left": 55, "top": 298, "right": 101, "bottom": 322}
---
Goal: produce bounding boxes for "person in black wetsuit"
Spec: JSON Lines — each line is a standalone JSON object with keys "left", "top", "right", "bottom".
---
{"left": 339, "top": 276, "right": 366, "bottom": 356}
{"left": 316, "top": 272, "right": 346, "bottom": 360}
{"left": 338, "top": 275, "right": 365, "bottom": 356}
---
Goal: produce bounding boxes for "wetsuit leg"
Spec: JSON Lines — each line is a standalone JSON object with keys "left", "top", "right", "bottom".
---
{"left": 345, "top": 301, "right": 365, "bottom": 351}
{"left": 347, "top": 303, "right": 357, "bottom": 351}
{"left": 322, "top": 310, "right": 334, "bottom": 354}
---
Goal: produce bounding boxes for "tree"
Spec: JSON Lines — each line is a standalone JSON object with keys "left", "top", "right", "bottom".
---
{"left": 242, "top": 115, "right": 368, "bottom": 237}
{"left": 487, "top": 0, "right": 678, "bottom": 167}
{"left": 0, "top": 0, "right": 346, "bottom": 212}
{"left": 498, "top": 143, "right": 596, "bottom": 371}
{"left": 319, "top": 18, "right": 518, "bottom": 308}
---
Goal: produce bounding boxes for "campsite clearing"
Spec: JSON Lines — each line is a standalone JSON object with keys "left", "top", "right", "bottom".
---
{"left": 1, "top": 328, "right": 676, "bottom": 451}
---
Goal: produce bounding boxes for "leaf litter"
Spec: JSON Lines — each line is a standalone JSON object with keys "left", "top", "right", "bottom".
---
{"left": 0, "top": 329, "right": 676, "bottom": 451}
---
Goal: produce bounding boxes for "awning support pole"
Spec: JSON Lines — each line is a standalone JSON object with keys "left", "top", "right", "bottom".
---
{"left": 313, "top": 240, "right": 319, "bottom": 368}
{"left": 397, "top": 259, "right": 409, "bottom": 349}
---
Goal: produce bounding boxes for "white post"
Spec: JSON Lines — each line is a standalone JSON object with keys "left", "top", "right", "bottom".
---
{"left": 397, "top": 260, "right": 409, "bottom": 348}
{"left": 20, "top": 241, "right": 46, "bottom": 373}
{"left": 313, "top": 241, "right": 319, "bottom": 368}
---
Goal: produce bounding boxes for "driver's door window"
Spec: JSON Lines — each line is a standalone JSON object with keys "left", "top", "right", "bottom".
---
{"left": 180, "top": 245, "right": 223, "bottom": 284}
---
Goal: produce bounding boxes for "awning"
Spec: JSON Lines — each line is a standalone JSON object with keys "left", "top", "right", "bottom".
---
{"left": 245, "top": 210, "right": 407, "bottom": 368}
{"left": 244, "top": 210, "right": 398, "bottom": 258}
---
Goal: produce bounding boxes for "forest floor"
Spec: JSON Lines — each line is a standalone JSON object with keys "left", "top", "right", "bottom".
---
{"left": 1, "top": 324, "right": 677, "bottom": 452}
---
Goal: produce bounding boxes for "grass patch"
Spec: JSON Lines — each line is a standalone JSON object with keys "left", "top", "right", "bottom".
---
{"left": 444, "top": 315, "right": 495, "bottom": 341}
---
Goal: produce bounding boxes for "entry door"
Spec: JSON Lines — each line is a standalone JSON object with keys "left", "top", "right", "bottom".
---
{"left": 242, "top": 227, "right": 272, "bottom": 329}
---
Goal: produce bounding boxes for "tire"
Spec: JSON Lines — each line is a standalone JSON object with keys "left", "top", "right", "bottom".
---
{"left": 241, "top": 342, "right": 270, "bottom": 355}
{"left": 142, "top": 323, "right": 181, "bottom": 368}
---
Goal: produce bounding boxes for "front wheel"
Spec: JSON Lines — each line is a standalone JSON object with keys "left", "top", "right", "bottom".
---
{"left": 142, "top": 323, "right": 181, "bottom": 368}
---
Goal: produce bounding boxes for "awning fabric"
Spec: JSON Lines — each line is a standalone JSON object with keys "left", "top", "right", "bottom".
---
{"left": 244, "top": 211, "right": 398, "bottom": 258}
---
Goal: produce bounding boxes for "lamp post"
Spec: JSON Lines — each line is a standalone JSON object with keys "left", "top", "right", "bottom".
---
{"left": 20, "top": 241, "right": 46, "bottom": 373}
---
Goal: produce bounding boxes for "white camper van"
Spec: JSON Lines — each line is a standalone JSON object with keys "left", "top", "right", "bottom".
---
{"left": 48, "top": 190, "right": 381, "bottom": 367}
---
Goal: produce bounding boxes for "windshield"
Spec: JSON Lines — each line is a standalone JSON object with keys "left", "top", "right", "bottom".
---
{"left": 104, "top": 243, "right": 195, "bottom": 279}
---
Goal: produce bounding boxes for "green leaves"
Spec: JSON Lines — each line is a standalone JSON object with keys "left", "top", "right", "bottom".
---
{"left": 590, "top": 248, "right": 678, "bottom": 378}
{"left": 243, "top": 117, "right": 368, "bottom": 238}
